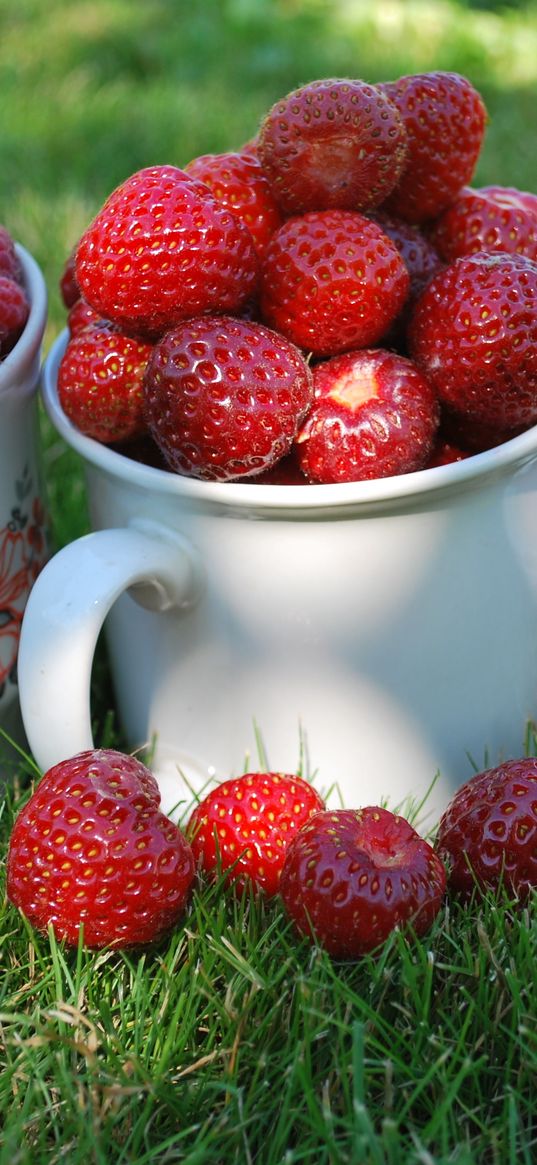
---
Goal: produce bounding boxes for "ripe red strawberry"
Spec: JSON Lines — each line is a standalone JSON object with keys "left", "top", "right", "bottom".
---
{"left": 67, "top": 297, "right": 102, "bottom": 336}
{"left": 370, "top": 210, "right": 444, "bottom": 301}
{"left": 279, "top": 806, "right": 446, "bottom": 959}
{"left": 143, "top": 314, "right": 314, "bottom": 480}
{"left": 58, "top": 321, "right": 153, "bottom": 443}
{"left": 296, "top": 348, "right": 439, "bottom": 483}
{"left": 75, "top": 165, "right": 259, "bottom": 337}
{"left": 379, "top": 72, "right": 487, "bottom": 222}
{"left": 435, "top": 758, "right": 537, "bottom": 902}
{"left": 184, "top": 150, "right": 283, "bottom": 260}
{"left": 408, "top": 252, "right": 537, "bottom": 433}
{"left": 480, "top": 185, "right": 537, "bottom": 220}
{"left": 0, "top": 275, "right": 30, "bottom": 357}
{"left": 186, "top": 771, "right": 325, "bottom": 896}
{"left": 0, "top": 225, "right": 23, "bottom": 283}
{"left": 59, "top": 246, "right": 80, "bottom": 309}
{"left": 6, "top": 748, "right": 195, "bottom": 949}
{"left": 259, "top": 210, "right": 409, "bottom": 358}
{"left": 257, "top": 77, "right": 407, "bottom": 215}
{"left": 429, "top": 186, "right": 537, "bottom": 263}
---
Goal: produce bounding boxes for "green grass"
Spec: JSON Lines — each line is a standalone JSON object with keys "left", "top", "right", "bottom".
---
{"left": 1, "top": 0, "right": 537, "bottom": 1160}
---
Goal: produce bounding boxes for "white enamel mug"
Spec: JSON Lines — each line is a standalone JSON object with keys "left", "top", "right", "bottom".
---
{"left": 0, "top": 247, "right": 48, "bottom": 765}
{"left": 18, "top": 330, "right": 537, "bottom": 821}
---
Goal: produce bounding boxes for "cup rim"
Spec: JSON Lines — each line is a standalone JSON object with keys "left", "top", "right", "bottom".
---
{"left": 0, "top": 245, "right": 48, "bottom": 392}
{"left": 42, "top": 327, "right": 537, "bottom": 513}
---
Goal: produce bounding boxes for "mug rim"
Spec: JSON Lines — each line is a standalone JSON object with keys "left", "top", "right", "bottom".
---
{"left": 42, "top": 327, "right": 537, "bottom": 513}
{"left": 0, "top": 245, "right": 48, "bottom": 393}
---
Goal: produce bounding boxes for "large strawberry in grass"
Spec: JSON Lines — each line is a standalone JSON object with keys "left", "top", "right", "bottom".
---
{"left": 186, "top": 771, "right": 325, "bottom": 896}
{"left": 75, "top": 165, "right": 259, "bottom": 337}
{"left": 436, "top": 758, "right": 537, "bottom": 902}
{"left": 279, "top": 806, "right": 446, "bottom": 960}
{"left": 257, "top": 77, "right": 408, "bottom": 216}
{"left": 143, "top": 314, "right": 314, "bottom": 480}
{"left": 7, "top": 749, "right": 195, "bottom": 949}
{"left": 260, "top": 209, "right": 409, "bottom": 358}
{"left": 408, "top": 251, "right": 537, "bottom": 434}
{"left": 379, "top": 71, "right": 487, "bottom": 223}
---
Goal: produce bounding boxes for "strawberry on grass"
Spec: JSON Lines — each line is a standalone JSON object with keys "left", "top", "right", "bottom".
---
{"left": 279, "top": 806, "right": 446, "bottom": 960}
{"left": 435, "top": 758, "right": 537, "bottom": 903}
{"left": 6, "top": 749, "right": 195, "bottom": 950}
{"left": 186, "top": 771, "right": 325, "bottom": 896}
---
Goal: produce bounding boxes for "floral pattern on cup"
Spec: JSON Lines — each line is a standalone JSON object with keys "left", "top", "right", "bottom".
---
{"left": 0, "top": 467, "right": 48, "bottom": 701}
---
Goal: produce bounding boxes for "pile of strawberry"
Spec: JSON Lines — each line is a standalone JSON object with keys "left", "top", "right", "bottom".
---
{"left": 0, "top": 225, "right": 30, "bottom": 360}
{"left": 56, "top": 71, "right": 537, "bottom": 483}
{"left": 6, "top": 748, "right": 537, "bottom": 957}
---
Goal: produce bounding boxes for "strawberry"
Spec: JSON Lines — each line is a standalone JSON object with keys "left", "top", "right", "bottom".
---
{"left": 429, "top": 186, "right": 537, "bottom": 263}
{"left": 186, "top": 771, "right": 325, "bottom": 896}
{"left": 184, "top": 150, "right": 283, "bottom": 260}
{"left": 408, "top": 252, "right": 537, "bottom": 433}
{"left": 0, "top": 275, "right": 30, "bottom": 357}
{"left": 75, "top": 165, "right": 259, "bottom": 337}
{"left": 370, "top": 210, "right": 444, "bottom": 302}
{"left": 296, "top": 348, "right": 439, "bottom": 483}
{"left": 67, "top": 297, "right": 102, "bottom": 336}
{"left": 257, "top": 77, "right": 407, "bottom": 216}
{"left": 57, "top": 320, "right": 153, "bottom": 444}
{"left": 480, "top": 185, "right": 537, "bottom": 220}
{"left": 379, "top": 72, "right": 487, "bottom": 222}
{"left": 279, "top": 806, "right": 446, "bottom": 959}
{"left": 59, "top": 245, "right": 80, "bottom": 309}
{"left": 0, "top": 225, "right": 23, "bottom": 283}
{"left": 259, "top": 210, "right": 409, "bottom": 358}
{"left": 6, "top": 748, "right": 195, "bottom": 949}
{"left": 435, "top": 758, "right": 537, "bottom": 902}
{"left": 142, "top": 314, "right": 313, "bottom": 480}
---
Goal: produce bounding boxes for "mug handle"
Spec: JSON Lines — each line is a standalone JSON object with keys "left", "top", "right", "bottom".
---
{"left": 18, "top": 520, "right": 204, "bottom": 775}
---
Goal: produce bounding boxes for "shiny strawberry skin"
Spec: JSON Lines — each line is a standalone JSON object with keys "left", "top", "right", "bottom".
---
{"left": 186, "top": 771, "right": 325, "bottom": 896}
{"left": 58, "top": 321, "right": 153, "bottom": 443}
{"left": 436, "top": 759, "right": 537, "bottom": 902}
{"left": 429, "top": 186, "right": 537, "bottom": 263}
{"left": 0, "top": 275, "right": 29, "bottom": 357}
{"left": 257, "top": 77, "right": 407, "bottom": 215}
{"left": 59, "top": 246, "right": 80, "bottom": 309}
{"left": 279, "top": 806, "right": 446, "bottom": 959}
{"left": 260, "top": 210, "right": 409, "bottom": 358}
{"left": 143, "top": 314, "right": 314, "bottom": 480}
{"left": 379, "top": 72, "right": 487, "bottom": 222}
{"left": 296, "top": 348, "right": 439, "bottom": 483}
{"left": 67, "top": 297, "right": 103, "bottom": 336}
{"left": 7, "top": 749, "right": 195, "bottom": 949}
{"left": 184, "top": 150, "right": 283, "bottom": 260}
{"left": 408, "top": 252, "right": 537, "bottom": 432}
{"left": 75, "top": 165, "right": 259, "bottom": 337}
{"left": 370, "top": 210, "right": 444, "bottom": 301}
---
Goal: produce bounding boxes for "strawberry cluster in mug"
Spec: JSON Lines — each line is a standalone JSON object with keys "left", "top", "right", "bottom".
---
{"left": 56, "top": 71, "right": 537, "bottom": 484}
{"left": 0, "top": 225, "right": 30, "bottom": 361}
{"left": 6, "top": 750, "right": 537, "bottom": 957}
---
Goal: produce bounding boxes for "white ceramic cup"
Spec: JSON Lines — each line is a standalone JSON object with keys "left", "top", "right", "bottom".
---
{"left": 0, "top": 247, "right": 48, "bottom": 763}
{"left": 18, "top": 329, "right": 537, "bottom": 822}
